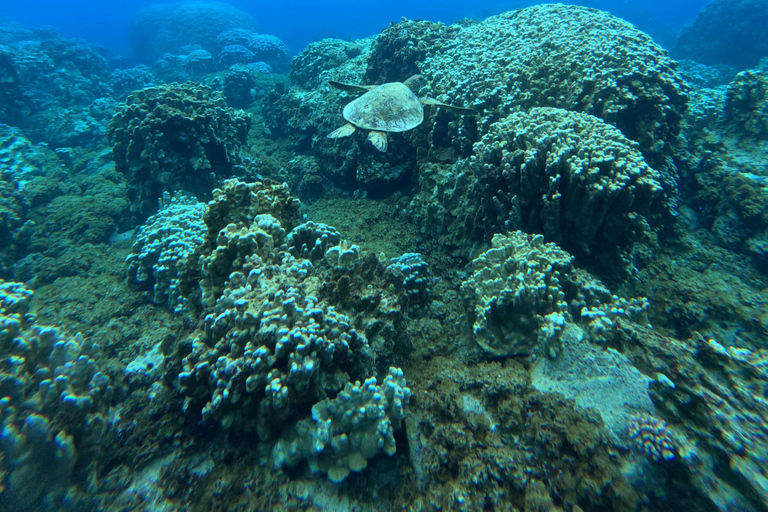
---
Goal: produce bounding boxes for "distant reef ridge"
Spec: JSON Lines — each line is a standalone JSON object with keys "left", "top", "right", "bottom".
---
{"left": 129, "top": 1, "right": 258, "bottom": 62}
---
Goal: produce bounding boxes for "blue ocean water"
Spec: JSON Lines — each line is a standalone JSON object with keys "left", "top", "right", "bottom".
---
{"left": 1, "top": 0, "right": 768, "bottom": 511}
{"left": 3, "top": 0, "right": 710, "bottom": 54}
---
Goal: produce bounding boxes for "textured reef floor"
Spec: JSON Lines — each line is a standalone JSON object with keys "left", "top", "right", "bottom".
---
{"left": 2, "top": 2, "right": 768, "bottom": 511}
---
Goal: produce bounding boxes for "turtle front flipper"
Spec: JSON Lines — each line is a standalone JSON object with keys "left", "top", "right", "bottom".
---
{"left": 420, "top": 97, "right": 479, "bottom": 116}
{"left": 328, "top": 81, "right": 376, "bottom": 94}
{"left": 367, "top": 130, "right": 388, "bottom": 152}
{"left": 328, "top": 123, "right": 357, "bottom": 139}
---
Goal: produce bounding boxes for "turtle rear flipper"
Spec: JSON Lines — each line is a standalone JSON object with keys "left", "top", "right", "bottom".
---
{"left": 367, "top": 130, "right": 388, "bottom": 152}
{"left": 328, "top": 81, "right": 376, "bottom": 94}
{"left": 421, "top": 97, "right": 479, "bottom": 116}
{"left": 328, "top": 123, "right": 356, "bottom": 139}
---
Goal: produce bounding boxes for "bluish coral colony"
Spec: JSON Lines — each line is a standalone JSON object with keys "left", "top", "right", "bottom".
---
{"left": 2, "top": 0, "right": 768, "bottom": 510}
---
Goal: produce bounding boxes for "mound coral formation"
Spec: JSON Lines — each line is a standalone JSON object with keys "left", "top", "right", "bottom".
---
{"left": 216, "top": 29, "right": 291, "bottom": 72}
{"left": 370, "top": 5, "right": 688, "bottom": 167}
{"left": 385, "top": 253, "right": 431, "bottom": 312}
{"left": 182, "top": 178, "right": 301, "bottom": 309}
{"left": 125, "top": 194, "right": 207, "bottom": 313}
{"left": 410, "top": 107, "right": 665, "bottom": 277}
{"left": 108, "top": 82, "right": 252, "bottom": 219}
{"left": 289, "top": 39, "right": 364, "bottom": 90}
{"left": 473, "top": 107, "right": 664, "bottom": 257}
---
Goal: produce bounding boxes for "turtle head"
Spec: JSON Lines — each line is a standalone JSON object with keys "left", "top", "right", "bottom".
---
{"left": 403, "top": 74, "right": 425, "bottom": 93}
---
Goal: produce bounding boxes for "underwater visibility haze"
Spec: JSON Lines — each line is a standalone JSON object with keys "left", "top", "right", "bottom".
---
{"left": 1, "top": 0, "right": 768, "bottom": 510}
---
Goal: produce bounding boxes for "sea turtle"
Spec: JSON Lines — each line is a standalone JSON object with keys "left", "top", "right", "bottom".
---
{"left": 327, "top": 74, "right": 478, "bottom": 152}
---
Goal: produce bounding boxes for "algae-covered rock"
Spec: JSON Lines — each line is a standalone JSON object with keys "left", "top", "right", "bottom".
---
{"left": 404, "top": 358, "right": 640, "bottom": 510}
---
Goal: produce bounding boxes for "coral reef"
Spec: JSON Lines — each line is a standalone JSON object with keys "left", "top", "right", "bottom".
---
{"left": 0, "top": 172, "right": 30, "bottom": 275}
{"left": 462, "top": 232, "right": 571, "bottom": 358}
{"left": 4, "top": 4, "right": 768, "bottom": 511}
{"left": 129, "top": 1, "right": 258, "bottom": 63}
{"left": 0, "top": 26, "right": 110, "bottom": 144}
{"left": 273, "top": 367, "right": 410, "bottom": 482}
{"left": 125, "top": 194, "right": 207, "bottom": 313}
{"left": 216, "top": 30, "right": 290, "bottom": 72}
{"left": 108, "top": 82, "right": 252, "bottom": 219}
{"left": 724, "top": 69, "right": 768, "bottom": 139}
{"left": 218, "top": 44, "right": 256, "bottom": 67}
{"left": 675, "top": 0, "right": 768, "bottom": 70}
{"left": 373, "top": 5, "right": 688, "bottom": 167}
{"left": 462, "top": 231, "right": 648, "bottom": 358}
{"left": 472, "top": 107, "right": 664, "bottom": 262}
{"left": 0, "top": 280, "right": 112, "bottom": 511}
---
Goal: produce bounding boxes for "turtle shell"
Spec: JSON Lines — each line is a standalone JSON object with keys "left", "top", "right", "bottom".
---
{"left": 343, "top": 82, "right": 424, "bottom": 133}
